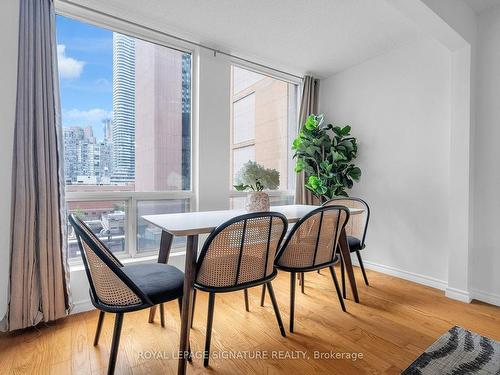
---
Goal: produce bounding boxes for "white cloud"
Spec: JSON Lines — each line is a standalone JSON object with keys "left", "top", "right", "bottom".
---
{"left": 57, "top": 44, "right": 85, "bottom": 79}
{"left": 63, "top": 108, "right": 113, "bottom": 124}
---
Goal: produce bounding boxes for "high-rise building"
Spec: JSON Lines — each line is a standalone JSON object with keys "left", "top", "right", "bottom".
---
{"left": 87, "top": 140, "right": 113, "bottom": 183}
{"left": 63, "top": 126, "right": 86, "bottom": 183}
{"left": 112, "top": 33, "right": 136, "bottom": 183}
{"left": 134, "top": 39, "right": 191, "bottom": 191}
{"left": 102, "top": 118, "right": 113, "bottom": 141}
{"left": 63, "top": 126, "right": 113, "bottom": 184}
{"left": 181, "top": 53, "right": 191, "bottom": 190}
{"left": 83, "top": 126, "right": 96, "bottom": 144}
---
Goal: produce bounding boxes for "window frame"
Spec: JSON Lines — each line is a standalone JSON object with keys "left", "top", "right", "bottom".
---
{"left": 55, "top": 6, "right": 198, "bottom": 264}
{"left": 229, "top": 62, "right": 300, "bottom": 203}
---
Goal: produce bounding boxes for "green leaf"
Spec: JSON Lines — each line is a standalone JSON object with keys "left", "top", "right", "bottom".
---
{"left": 348, "top": 167, "right": 361, "bottom": 180}
{"left": 332, "top": 151, "right": 347, "bottom": 162}
{"left": 332, "top": 126, "right": 343, "bottom": 136}
{"left": 233, "top": 184, "right": 250, "bottom": 191}
{"left": 294, "top": 159, "right": 304, "bottom": 173}
{"left": 341, "top": 125, "right": 351, "bottom": 135}
{"left": 307, "top": 175, "right": 321, "bottom": 189}
{"left": 291, "top": 137, "right": 302, "bottom": 150}
{"left": 304, "top": 115, "right": 318, "bottom": 130}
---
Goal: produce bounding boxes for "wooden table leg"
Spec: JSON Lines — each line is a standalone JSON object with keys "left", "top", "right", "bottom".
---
{"left": 158, "top": 231, "right": 174, "bottom": 264}
{"left": 149, "top": 231, "right": 174, "bottom": 323}
{"left": 178, "top": 234, "right": 198, "bottom": 375}
{"left": 338, "top": 228, "right": 360, "bottom": 303}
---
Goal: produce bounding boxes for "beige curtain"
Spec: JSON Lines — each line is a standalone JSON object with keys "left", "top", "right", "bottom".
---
{"left": 295, "top": 75, "right": 320, "bottom": 205}
{"left": 1, "top": 0, "right": 71, "bottom": 332}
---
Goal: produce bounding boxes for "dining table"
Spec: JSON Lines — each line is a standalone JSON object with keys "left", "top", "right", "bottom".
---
{"left": 142, "top": 204, "right": 364, "bottom": 375}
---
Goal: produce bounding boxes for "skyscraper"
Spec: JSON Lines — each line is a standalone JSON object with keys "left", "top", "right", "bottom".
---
{"left": 112, "top": 33, "right": 136, "bottom": 183}
{"left": 181, "top": 53, "right": 191, "bottom": 190}
{"left": 134, "top": 39, "right": 191, "bottom": 191}
{"left": 63, "top": 126, "right": 86, "bottom": 183}
{"left": 63, "top": 126, "right": 113, "bottom": 184}
{"left": 102, "top": 118, "right": 113, "bottom": 141}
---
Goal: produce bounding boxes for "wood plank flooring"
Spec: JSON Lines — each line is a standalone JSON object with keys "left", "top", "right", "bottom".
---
{"left": 1, "top": 265, "right": 500, "bottom": 374}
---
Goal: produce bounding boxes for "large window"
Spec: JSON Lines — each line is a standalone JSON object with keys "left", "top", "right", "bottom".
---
{"left": 57, "top": 15, "right": 192, "bottom": 261}
{"left": 230, "top": 66, "right": 298, "bottom": 207}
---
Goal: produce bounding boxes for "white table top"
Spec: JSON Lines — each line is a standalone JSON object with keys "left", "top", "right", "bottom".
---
{"left": 142, "top": 204, "right": 364, "bottom": 236}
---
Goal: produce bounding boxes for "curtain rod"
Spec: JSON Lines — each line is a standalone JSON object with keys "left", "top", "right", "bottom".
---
{"left": 57, "top": 0, "right": 304, "bottom": 81}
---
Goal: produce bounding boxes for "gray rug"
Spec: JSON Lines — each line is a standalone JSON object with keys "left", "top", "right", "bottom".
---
{"left": 402, "top": 326, "right": 500, "bottom": 374}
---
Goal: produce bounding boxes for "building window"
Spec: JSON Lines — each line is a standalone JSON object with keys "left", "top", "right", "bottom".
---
{"left": 56, "top": 15, "right": 192, "bottom": 260}
{"left": 230, "top": 66, "right": 298, "bottom": 205}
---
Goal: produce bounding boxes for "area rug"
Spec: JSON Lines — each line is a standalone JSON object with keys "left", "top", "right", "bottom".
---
{"left": 402, "top": 326, "right": 500, "bottom": 374}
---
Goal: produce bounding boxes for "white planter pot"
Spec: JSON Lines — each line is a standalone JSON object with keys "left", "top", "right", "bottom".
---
{"left": 245, "top": 192, "right": 270, "bottom": 212}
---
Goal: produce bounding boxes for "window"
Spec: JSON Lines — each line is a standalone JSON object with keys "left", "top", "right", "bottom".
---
{"left": 67, "top": 201, "right": 127, "bottom": 259}
{"left": 136, "top": 199, "right": 189, "bottom": 253}
{"left": 230, "top": 65, "right": 298, "bottom": 205}
{"left": 57, "top": 15, "right": 192, "bottom": 261}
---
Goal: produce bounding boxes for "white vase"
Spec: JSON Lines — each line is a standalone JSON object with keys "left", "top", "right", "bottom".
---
{"left": 245, "top": 192, "right": 270, "bottom": 212}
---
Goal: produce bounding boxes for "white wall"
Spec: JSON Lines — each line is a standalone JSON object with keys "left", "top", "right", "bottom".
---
{"left": 0, "top": 0, "right": 19, "bottom": 318}
{"left": 320, "top": 38, "right": 452, "bottom": 287}
{"left": 470, "top": 5, "right": 500, "bottom": 304}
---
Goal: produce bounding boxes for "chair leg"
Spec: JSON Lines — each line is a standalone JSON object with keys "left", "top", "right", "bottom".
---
{"left": 266, "top": 282, "right": 286, "bottom": 337}
{"left": 244, "top": 289, "right": 250, "bottom": 312}
{"left": 260, "top": 284, "right": 266, "bottom": 306}
{"left": 148, "top": 306, "right": 156, "bottom": 323}
{"left": 159, "top": 303, "right": 165, "bottom": 327}
{"left": 107, "top": 313, "right": 124, "bottom": 375}
{"left": 191, "top": 289, "right": 197, "bottom": 328}
{"left": 356, "top": 250, "right": 369, "bottom": 286}
{"left": 329, "top": 266, "right": 347, "bottom": 312}
{"left": 318, "top": 269, "right": 321, "bottom": 274}
{"left": 340, "top": 258, "right": 346, "bottom": 299}
{"left": 301, "top": 273, "right": 305, "bottom": 294}
{"left": 204, "top": 293, "right": 216, "bottom": 367}
{"left": 290, "top": 272, "right": 296, "bottom": 333}
{"left": 94, "top": 311, "right": 105, "bottom": 346}
{"left": 177, "top": 297, "right": 192, "bottom": 362}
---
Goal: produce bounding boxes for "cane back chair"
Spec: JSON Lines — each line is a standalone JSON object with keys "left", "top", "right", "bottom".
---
{"left": 69, "top": 214, "right": 185, "bottom": 375}
{"left": 274, "top": 205, "right": 350, "bottom": 332}
{"left": 194, "top": 212, "right": 288, "bottom": 367}
{"left": 323, "top": 197, "right": 370, "bottom": 296}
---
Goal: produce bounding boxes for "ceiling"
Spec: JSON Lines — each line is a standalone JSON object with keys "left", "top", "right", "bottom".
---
{"left": 464, "top": 0, "right": 500, "bottom": 14}
{"left": 74, "top": 0, "right": 423, "bottom": 78}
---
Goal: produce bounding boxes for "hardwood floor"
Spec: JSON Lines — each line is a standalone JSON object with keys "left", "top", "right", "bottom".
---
{"left": 2, "top": 266, "right": 500, "bottom": 374}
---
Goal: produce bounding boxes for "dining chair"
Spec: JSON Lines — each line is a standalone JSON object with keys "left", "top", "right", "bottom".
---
{"left": 69, "top": 214, "right": 186, "bottom": 375}
{"left": 274, "top": 206, "right": 350, "bottom": 332}
{"left": 323, "top": 197, "right": 370, "bottom": 297}
{"left": 194, "top": 212, "right": 288, "bottom": 367}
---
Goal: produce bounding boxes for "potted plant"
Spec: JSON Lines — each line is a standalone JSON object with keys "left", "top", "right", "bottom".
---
{"left": 234, "top": 161, "right": 280, "bottom": 212}
{"left": 292, "top": 114, "right": 361, "bottom": 202}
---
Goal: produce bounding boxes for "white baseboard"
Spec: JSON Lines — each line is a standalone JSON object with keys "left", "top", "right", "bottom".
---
{"left": 358, "top": 258, "right": 500, "bottom": 306}
{"left": 445, "top": 287, "right": 472, "bottom": 303}
{"left": 471, "top": 288, "right": 500, "bottom": 307}
{"left": 358, "top": 259, "right": 448, "bottom": 291}
{"left": 71, "top": 299, "right": 95, "bottom": 314}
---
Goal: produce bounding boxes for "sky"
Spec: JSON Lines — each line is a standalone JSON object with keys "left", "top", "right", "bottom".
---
{"left": 56, "top": 15, "right": 113, "bottom": 139}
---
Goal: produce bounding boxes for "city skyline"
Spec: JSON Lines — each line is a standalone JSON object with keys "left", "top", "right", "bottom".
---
{"left": 56, "top": 15, "right": 113, "bottom": 140}
{"left": 59, "top": 16, "right": 191, "bottom": 187}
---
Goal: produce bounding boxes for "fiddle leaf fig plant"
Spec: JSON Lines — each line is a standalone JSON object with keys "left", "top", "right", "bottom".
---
{"left": 292, "top": 114, "right": 361, "bottom": 201}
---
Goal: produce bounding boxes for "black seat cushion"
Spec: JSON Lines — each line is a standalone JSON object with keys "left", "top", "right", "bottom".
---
{"left": 122, "top": 263, "right": 184, "bottom": 305}
{"left": 347, "top": 236, "right": 363, "bottom": 252}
